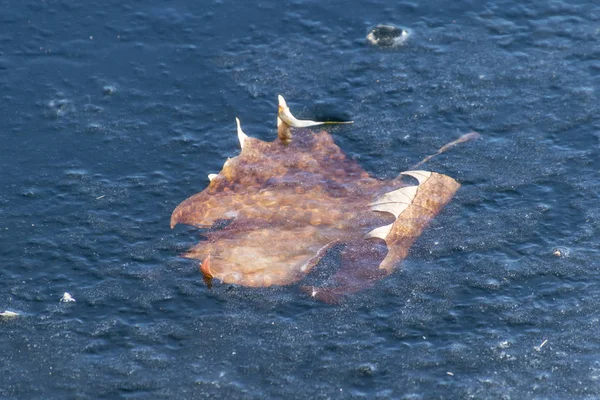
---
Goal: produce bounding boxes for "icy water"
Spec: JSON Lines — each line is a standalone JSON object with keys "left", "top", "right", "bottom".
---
{"left": 1, "top": 0, "right": 600, "bottom": 398}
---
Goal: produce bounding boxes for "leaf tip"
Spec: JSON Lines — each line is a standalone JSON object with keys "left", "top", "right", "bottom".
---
{"left": 236, "top": 117, "right": 248, "bottom": 150}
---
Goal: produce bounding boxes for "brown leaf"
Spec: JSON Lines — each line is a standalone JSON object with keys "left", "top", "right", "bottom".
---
{"left": 171, "top": 97, "right": 460, "bottom": 302}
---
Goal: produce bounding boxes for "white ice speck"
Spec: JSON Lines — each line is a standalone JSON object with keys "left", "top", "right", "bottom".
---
{"left": 60, "top": 292, "right": 76, "bottom": 303}
{"left": 534, "top": 339, "right": 548, "bottom": 352}
{"left": 0, "top": 310, "right": 19, "bottom": 318}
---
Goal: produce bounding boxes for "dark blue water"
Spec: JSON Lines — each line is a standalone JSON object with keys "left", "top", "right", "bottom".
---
{"left": 2, "top": 0, "right": 600, "bottom": 398}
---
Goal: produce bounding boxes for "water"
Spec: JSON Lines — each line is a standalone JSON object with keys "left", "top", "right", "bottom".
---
{"left": 1, "top": 0, "right": 599, "bottom": 398}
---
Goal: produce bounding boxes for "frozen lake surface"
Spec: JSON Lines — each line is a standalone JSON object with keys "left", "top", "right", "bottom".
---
{"left": 1, "top": 0, "right": 600, "bottom": 398}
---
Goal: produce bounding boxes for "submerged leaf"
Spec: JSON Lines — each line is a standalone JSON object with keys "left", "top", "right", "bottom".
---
{"left": 171, "top": 96, "right": 460, "bottom": 302}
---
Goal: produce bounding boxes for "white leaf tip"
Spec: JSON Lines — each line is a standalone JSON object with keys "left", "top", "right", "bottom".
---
{"left": 401, "top": 170, "right": 432, "bottom": 184}
{"left": 236, "top": 117, "right": 248, "bottom": 149}
{"left": 365, "top": 223, "right": 394, "bottom": 240}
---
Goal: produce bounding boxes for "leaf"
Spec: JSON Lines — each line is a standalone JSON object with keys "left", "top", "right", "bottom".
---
{"left": 171, "top": 96, "right": 460, "bottom": 302}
